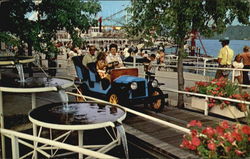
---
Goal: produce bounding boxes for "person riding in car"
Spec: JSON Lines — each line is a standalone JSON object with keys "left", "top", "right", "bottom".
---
{"left": 106, "top": 43, "right": 124, "bottom": 68}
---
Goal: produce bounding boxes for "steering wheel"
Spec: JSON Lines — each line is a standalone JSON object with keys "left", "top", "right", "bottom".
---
{"left": 107, "top": 61, "right": 119, "bottom": 69}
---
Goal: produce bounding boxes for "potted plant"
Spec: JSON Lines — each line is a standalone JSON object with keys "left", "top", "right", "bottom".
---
{"left": 181, "top": 120, "right": 250, "bottom": 159}
{"left": 185, "top": 77, "right": 249, "bottom": 118}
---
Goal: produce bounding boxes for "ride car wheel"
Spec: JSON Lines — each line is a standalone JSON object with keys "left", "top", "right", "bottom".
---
{"left": 150, "top": 88, "right": 165, "bottom": 112}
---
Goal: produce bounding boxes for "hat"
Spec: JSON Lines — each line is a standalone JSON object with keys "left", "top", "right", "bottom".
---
{"left": 219, "top": 37, "right": 230, "bottom": 42}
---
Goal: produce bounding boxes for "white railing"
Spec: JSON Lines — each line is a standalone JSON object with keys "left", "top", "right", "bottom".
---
{"left": 66, "top": 91, "right": 191, "bottom": 134}
{"left": 0, "top": 128, "right": 117, "bottom": 159}
{"left": 162, "top": 87, "right": 250, "bottom": 116}
{"left": 124, "top": 61, "right": 250, "bottom": 88}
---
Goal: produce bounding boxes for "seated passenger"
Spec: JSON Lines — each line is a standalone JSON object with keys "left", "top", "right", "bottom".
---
{"left": 96, "top": 52, "right": 110, "bottom": 80}
{"left": 96, "top": 52, "right": 111, "bottom": 89}
{"left": 82, "top": 45, "right": 97, "bottom": 68}
{"left": 106, "top": 43, "right": 124, "bottom": 68}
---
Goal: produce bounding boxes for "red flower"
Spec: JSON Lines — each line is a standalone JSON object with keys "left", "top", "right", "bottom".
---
{"left": 242, "top": 92, "right": 249, "bottom": 98}
{"left": 224, "top": 133, "right": 235, "bottom": 143}
{"left": 218, "top": 92, "right": 224, "bottom": 96}
{"left": 202, "top": 127, "right": 215, "bottom": 137}
{"left": 191, "top": 129, "right": 198, "bottom": 137}
{"left": 220, "top": 121, "right": 230, "bottom": 129}
{"left": 242, "top": 125, "right": 250, "bottom": 135}
{"left": 235, "top": 149, "right": 245, "bottom": 156}
{"left": 195, "top": 81, "right": 208, "bottom": 87}
{"left": 215, "top": 126, "right": 224, "bottom": 136}
{"left": 187, "top": 120, "right": 202, "bottom": 128}
{"left": 223, "top": 100, "right": 230, "bottom": 105}
{"left": 207, "top": 141, "right": 216, "bottom": 151}
{"left": 232, "top": 94, "right": 242, "bottom": 99}
{"left": 225, "top": 146, "right": 231, "bottom": 153}
{"left": 191, "top": 136, "right": 201, "bottom": 147}
{"left": 208, "top": 103, "right": 215, "bottom": 108}
{"left": 232, "top": 131, "right": 243, "bottom": 141}
{"left": 180, "top": 138, "right": 189, "bottom": 148}
{"left": 181, "top": 119, "right": 250, "bottom": 158}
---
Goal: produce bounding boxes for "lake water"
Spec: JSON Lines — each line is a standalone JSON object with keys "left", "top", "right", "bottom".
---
{"left": 165, "top": 39, "right": 250, "bottom": 58}
{"left": 196, "top": 39, "right": 250, "bottom": 57}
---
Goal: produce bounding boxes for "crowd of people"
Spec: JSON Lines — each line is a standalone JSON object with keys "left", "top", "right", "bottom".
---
{"left": 215, "top": 37, "right": 250, "bottom": 88}
{"left": 63, "top": 38, "right": 250, "bottom": 89}
{"left": 61, "top": 43, "right": 165, "bottom": 82}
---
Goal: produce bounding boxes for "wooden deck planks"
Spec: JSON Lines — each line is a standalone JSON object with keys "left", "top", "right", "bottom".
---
{"left": 124, "top": 107, "right": 236, "bottom": 158}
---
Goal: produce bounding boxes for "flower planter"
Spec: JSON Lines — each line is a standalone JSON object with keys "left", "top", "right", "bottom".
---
{"left": 190, "top": 96, "right": 207, "bottom": 110}
{"left": 190, "top": 96, "right": 247, "bottom": 119}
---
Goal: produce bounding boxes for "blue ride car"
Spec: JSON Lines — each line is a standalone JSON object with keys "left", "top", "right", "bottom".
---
{"left": 72, "top": 56, "right": 168, "bottom": 112}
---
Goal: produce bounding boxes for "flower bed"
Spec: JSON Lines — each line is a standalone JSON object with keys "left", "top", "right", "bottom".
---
{"left": 186, "top": 77, "right": 249, "bottom": 113}
{"left": 190, "top": 97, "right": 246, "bottom": 119}
{"left": 181, "top": 120, "right": 250, "bottom": 159}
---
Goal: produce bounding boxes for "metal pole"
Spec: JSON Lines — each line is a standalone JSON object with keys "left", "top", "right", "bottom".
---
{"left": 31, "top": 93, "right": 36, "bottom": 109}
{"left": 11, "top": 135, "right": 19, "bottom": 159}
{"left": 196, "top": 58, "right": 198, "bottom": 74}
{"left": 31, "top": 93, "right": 38, "bottom": 159}
{"left": 0, "top": 91, "right": 6, "bottom": 159}
{"left": 78, "top": 131, "right": 84, "bottom": 159}
{"left": 33, "top": 124, "right": 38, "bottom": 159}
{"left": 203, "top": 59, "right": 207, "bottom": 76}
{"left": 204, "top": 96, "right": 208, "bottom": 116}
{"left": 232, "top": 69, "right": 235, "bottom": 83}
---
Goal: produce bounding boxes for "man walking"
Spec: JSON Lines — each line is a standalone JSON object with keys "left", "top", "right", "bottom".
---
{"left": 215, "top": 37, "right": 234, "bottom": 79}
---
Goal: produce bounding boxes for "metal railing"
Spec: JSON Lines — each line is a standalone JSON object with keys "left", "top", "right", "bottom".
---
{"left": 124, "top": 61, "right": 250, "bottom": 88}
{"left": 0, "top": 128, "right": 117, "bottom": 159}
{"left": 66, "top": 91, "right": 191, "bottom": 134}
{"left": 162, "top": 87, "right": 249, "bottom": 117}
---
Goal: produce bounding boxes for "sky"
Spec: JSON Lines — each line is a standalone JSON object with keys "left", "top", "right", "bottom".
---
{"left": 27, "top": 0, "right": 131, "bottom": 25}
{"left": 98, "top": 0, "right": 131, "bottom": 26}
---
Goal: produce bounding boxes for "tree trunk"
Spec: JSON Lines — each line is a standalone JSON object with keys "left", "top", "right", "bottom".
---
{"left": 27, "top": 41, "right": 33, "bottom": 77}
{"left": 177, "top": 40, "right": 185, "bottom": 108}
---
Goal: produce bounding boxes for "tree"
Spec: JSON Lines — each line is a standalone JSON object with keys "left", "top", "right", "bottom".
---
{"left": 0, "top": 0, "right": 100, "bottom": 76}
{"left": 0, "top": 0, "right": 100, "bottom": 56}
{"left": 127, "top": 0, "right": 250, "bottom": 108}
{"left": 38, "top": 0, "right": 101, "bottom": 48}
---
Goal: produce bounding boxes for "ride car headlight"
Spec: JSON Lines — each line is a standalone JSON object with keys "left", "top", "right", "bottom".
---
{"left": 152, "top": 80, "right": 158, "bottom": 88}
{"left": 130, "top": 82, "right": 138, "bottom": 90}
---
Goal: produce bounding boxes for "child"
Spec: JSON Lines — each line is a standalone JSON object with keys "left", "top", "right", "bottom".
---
{"left": 145, "top": 54, "right": 157, "bottom": 81}
{"left": 232, "top": 54, "right": 244, "bottom": 91}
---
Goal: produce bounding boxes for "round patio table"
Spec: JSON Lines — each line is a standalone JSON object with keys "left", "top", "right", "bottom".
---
{"left": 0, "top": 77, "right": 73, "bottom": 159}
{"left": 29, "top": 101, "right": 127, "bottom": 159}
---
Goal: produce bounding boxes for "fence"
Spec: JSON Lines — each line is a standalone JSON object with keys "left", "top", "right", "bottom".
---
{"left": 162, "top": 87, "right": 250, "bottom": 116}
{"left": 0, "top": 128, "right": 117, "bottom": 159}
{"left": 123, "top": 60, "right": 250, "bottom": 88}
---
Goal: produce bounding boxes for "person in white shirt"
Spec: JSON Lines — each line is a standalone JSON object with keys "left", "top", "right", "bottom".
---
{"left": 106, "top": 44, "right": 124, "bottom": 68}
{"left": 232, "top": 54, "right": 244, "bottom": 85}
{"left": 145, "top": 54, "right": 157, "bottom": 81}
{"left": 123, "top": 45, "right": 130, "bottom": 58}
